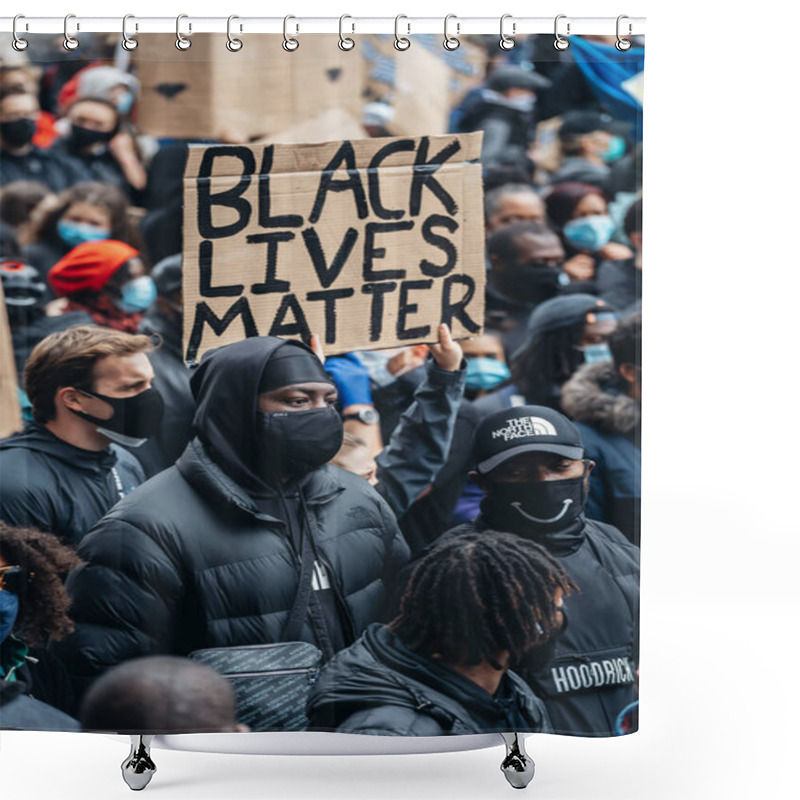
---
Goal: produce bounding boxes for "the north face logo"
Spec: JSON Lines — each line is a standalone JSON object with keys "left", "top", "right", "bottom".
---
{"left": 491, "top": 416, "right": 557, "bottom": 442}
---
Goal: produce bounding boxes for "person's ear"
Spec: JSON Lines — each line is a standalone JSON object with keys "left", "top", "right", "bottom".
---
{"left": 619, "top": 363, "right": 638, "bottom": 386}
{"left": 58, "top": 386, "right": 86, "bottom": 414}
{"left": 583, "top": 459, "right": 595, "bottom": 487}
{"left": 470, "top": 469, "right": 489, "bottom": 492}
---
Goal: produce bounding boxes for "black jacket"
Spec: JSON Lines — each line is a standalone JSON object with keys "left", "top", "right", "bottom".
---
{"left": 429, "top": 516, "right": 639, "bottom": 737}
{"left": 307, "top": 623, "right": 551, "bottom": 735}
{"left": 0, "top": 145, "right": 85, "bottom": 193}
{"left": 561, "top": 361, "right": 641, "bottom": 544}
{"left": 0, "top": 422, "right": 145, "bottom": 546}
{"left": 51, "top": 337, "right": 410, "bottom": 688}
{"left": 596, "top": 257, "right": 642, "bottom": 316}
{"left": 130, "top": 309, "right": 195, "bottom": 477}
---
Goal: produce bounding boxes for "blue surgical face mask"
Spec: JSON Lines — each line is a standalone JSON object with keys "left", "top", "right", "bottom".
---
{"left": 465, "top": 357, "right": 511, "bottom": 392}
{"left": 579, "top": 342, "right": 613, "bottom": 364}
{"left": 0, "top": 589, "right": 19, "bottom": 643}
{"left": 115, "top": 275, "right": 157, "bottom": 313}
{"left": 57, "top": 219, "right": 111, "bottom": 248}
{"left": 563, "top": 214, "right": 616, "bottom": 252}
{"left": 116, "top": 91, "right": 134, "bottom": 115}
{"left": 601, "top": 134, "right": 627, "bottom": 164}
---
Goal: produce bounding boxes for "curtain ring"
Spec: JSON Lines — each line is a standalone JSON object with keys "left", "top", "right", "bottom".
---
{"left": 283, "top": 15, "right": 299, "bottom": 51}
{"left": 12, "top": 15, "right": 29, "bottom": 51}
{"left": 121, "top": 15, "right": 138, "bottom": 51}
{"left": 63, "top": 14, "right": 79, "bottom": 51}
{"left": 443, "top": 14, "right": 460, "bottom": 51}
{"left": 338, "top": 15, "right": 355, "bottom": 51}
{"left": 499, "top": 14, "right": 515, "bottom": 51}
{"left": 175, "top": 14, "right": 191, "bottom": 50}
{"left": 554, "top": 14, "right": 570, "bottom": 51}
{"left": 616, "top": 15, "right": 632, "bottom": 51}
{"left": 227, "top": 15, "right": 243, "bottom": 51}
{"left": 394, "top": 15, "right": 411, "bottom": 51}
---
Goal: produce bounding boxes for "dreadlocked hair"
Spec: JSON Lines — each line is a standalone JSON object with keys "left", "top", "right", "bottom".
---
{"left": 0, "top": 522, "right": 82, "bottom": 647}
{"left": 512, "top": 320, "right": 587, "bottom": 404}
{"left": 390, "top": 531, "right": 577, "bottom": 669}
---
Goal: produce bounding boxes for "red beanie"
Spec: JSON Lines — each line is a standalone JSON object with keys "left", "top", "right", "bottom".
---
{"left": 48, "top": 240, "right": 139, "bottom": 297}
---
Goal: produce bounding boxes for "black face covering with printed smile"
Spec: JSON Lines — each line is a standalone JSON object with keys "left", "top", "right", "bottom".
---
{"left": 480, "top": 463, "right": 589, "bottom": 548}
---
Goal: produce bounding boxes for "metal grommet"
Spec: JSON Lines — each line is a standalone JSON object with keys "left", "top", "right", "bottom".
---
{"left": 121, "top": 15, "right": 138, "bottom": 51}
{"left": 443, "top": 14, "right": 460, "bottom": 51}
{"left": 227, "top": 15, "right": 243, "bottom": 52}
{"left": 394, "top": 15, "right": 411, "bottom": 51}
{"left": 63, "top": 14, "right": 79, "bottom": 51}
{"left": 283, "top": 15, "right": 299, "bottom": 51}
{"left": 499, "top": 14, "right": 515, "bottom": 51}
{"left": 175, "top": 14, "right": 192, "bottom": 50}
{"left": 616, "top": 15, "right": 632, "bottom": 51}
{"left": 554, "top": 14, "right": 570, "bottom": 51}
{"left": 12, "top": 15, "right": 29, "bottom": 51}
{"left": 338, "top": 14, "right": 355, "bottom": 51}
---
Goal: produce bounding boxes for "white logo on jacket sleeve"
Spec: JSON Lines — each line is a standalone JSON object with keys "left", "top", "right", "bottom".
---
{"left": 550, "top": 658, "right": 636, "bottom": 693}
{"left": 492, "top": 416, "right": 558, "bottom": 442}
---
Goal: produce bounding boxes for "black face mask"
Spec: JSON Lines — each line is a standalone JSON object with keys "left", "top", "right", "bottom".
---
{"left": 481, "top": 465, "right": 588, "bottom": 539}
{"left": 504, "top": 264, "right": 563, "bottom": 303}
{"left": 1, "top": 118, "right": 37, "bottom": 149}
{"left": 69, "top": 124, "right": 115, "bottom": 151}
{"left": 256, "top": 406, "right": 343, "bottom": 481}
{"left": 70, "top": 387, "right": 164, "bottom": 447}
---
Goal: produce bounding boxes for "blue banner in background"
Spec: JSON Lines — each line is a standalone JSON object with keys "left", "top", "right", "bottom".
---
{"left": 570, "top": 37, "right": 645, "bottom": 141}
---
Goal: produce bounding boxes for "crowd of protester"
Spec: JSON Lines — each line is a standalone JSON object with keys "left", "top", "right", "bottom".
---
{"left": 0, "top": 32, "right": 641, "bottom": 740}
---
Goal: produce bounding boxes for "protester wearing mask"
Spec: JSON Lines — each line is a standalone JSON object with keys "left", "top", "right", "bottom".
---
{"left": 422, "top": 406, "right": 639, "bottom": 736}
{"left": 51, "top": 336, "right": 410, "bottom": 698}
{"left": 22, "top": 181, "right": 132, "bottom": 277}
{"left": 1, "top": 260, "right": 92, "bottom": 379}
{"left": 544, "top": 181, "right": 633, "bottom": 285}
{"left": 48, "top": 240, "right": 156, "bottom": 332}
{"left": 596, "top": 197, "right": 642, "bottom": 315}
{"left": 454, "top": 65, "right": 551, "bottom": 171}
{"left": 551, "top": 110, "right": 629, "bottom": 190}
{"left": 479, "top": 294, "right": 618, "bottom": 418}
{"left": 0, "top": 326, "right": 157, "bottom": 546}
{"left": 132, "top": 254, "right": 195, "bottom": 477}
{"left": 485, "top": 221, "right": 568, "bottom": 356}
{"left": 0, "top": 87, "right": 84, "bottom": 192}
{"left": 561, "top": 312, "right": 641, "bottom": 544}
{"left": 460, "top": 332, "right": 510, "bottom": 401}
{"left": 52, "top": 97, "right": 146, "bottom": 200}
{"left": 0, "top": 523, "right": 82, "bottom": 721}
{"left": 307, "top": 532, "right": 571, "bottom": 736}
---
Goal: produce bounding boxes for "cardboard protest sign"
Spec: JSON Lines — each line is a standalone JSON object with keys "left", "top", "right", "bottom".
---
{"left": 0, "top": 282, "right": 23, "bottom": 439}
{"left": 182, "top": 132, "right": 485, "bottom": 364}
{"left": 257, "top": 108, "right": 366, "bottom": 146}
{"left": 390, "top": 46, "right": 451, "bottom": 137}
{"left": 133, "top": 35, "right": 364, "bottom": 140}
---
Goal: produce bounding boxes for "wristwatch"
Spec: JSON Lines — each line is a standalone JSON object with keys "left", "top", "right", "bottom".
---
{"left": 342, "top": 407, "right": 381, "bottom": 425}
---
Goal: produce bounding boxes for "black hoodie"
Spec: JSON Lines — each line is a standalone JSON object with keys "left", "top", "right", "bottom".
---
{"left": 51, "top": 336, "right": 410, "bottom": 694}
{"left": 0, "top": 422, "right": 144, "bottom": 546}
{"left": 306, "top": 623, "right": 551, "bottom": 735}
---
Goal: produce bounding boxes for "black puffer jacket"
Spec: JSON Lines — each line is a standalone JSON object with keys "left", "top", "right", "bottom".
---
{"left": 0, "top": 422, "right": 145, "bottom": 546}
{"left": 430, "top": 516, "right": 639, "bottom": 737}
{"left": 307, "top": 623, "right": 551, "bottom": 735}
{"left": 52, "top": 337, "right": 410, "bottom": 688}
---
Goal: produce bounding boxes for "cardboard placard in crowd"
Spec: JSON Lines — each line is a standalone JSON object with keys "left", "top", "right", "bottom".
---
{"left": 133, "top": 34, "right": 364, "bottom": 140}
{"left": 256, "top": 108, "right": 367, "bottom": 146}
{"left": 390, "top": 46, "right": 451, "bottom": 137}
{"left": 0, "top": 282, "right": 23, "bottom": 439}
{"left": 182, "top": 132, "right": 485, "bottom": 364}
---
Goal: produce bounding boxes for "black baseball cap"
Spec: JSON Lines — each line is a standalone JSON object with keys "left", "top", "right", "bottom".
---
{"left": 559, "top": 110, "right": 630, "bottom": 138}
{"left": 474, "top": 405, "right": 584, "bottom": 475}
{"left": 151, "top": 254, "right": 182, "bottom": 297}
{"left": 487, "top": 65, "right": 552, "bottom": 94}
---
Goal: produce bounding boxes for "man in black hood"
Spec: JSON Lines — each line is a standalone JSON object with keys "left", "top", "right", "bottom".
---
{"left": 420, "top": 405, "right": 639, "bottom": 737}
{"left": 52, "top": 336, "right": 410, "bottom": 695}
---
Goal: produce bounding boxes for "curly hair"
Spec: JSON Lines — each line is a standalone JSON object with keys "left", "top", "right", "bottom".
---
{"left": 0, "top": 522, "right": 82, "bottom": 647}
{"left": 390, "top": 531, "right": 577, "bottom": 669}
